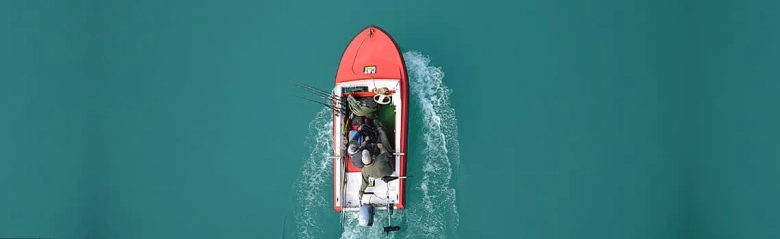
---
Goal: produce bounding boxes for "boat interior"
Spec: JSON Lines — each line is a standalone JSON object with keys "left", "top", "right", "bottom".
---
{"left": 340, "top": 85, "right": 396, "bottom": 173}
{"left": 333, "top": 79, "right": 403, "bottom": 211}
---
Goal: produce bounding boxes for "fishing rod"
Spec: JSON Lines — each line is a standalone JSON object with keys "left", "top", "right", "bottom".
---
{"left": 290, "top": 80, "right": 332, "bottom": 96}
{"left": 293, "top": 95, "right": 345, "bottom": 115}
{"left": 291, "top": 80, "right": 338, "bottom": 97}
{"left": 307, "top": 89, "right": 344, "bottom": 105}
{"left": 291, "top": 81, "right": 345, "bottom": 106}
{"left": 295, "top": 83, "right": 338, "bottom": 99}
{"left": 293, "top": 84, "right": 347, "bottom": 112}
{"left": 294, "top": 95, "right": 344, "bottom": 114}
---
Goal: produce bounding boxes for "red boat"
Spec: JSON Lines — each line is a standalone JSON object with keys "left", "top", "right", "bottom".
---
{"left": 330, "top": 25, "right": 408, "bottom": 234}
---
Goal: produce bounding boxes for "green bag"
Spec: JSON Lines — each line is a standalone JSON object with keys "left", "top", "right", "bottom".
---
{"left": 346, "top": 94, "right": 378, "bottom": 118}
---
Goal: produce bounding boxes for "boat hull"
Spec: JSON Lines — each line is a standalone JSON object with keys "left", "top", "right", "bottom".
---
{"left": 332, "top": 25, "right": 408, "bottom": 213}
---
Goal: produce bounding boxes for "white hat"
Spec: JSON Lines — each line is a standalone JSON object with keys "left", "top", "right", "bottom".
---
{"left": 361, "top": 149, "right": 372, "bottom": 165}
{"left": 347, "top": 144, "right": 359, "bottom": 156}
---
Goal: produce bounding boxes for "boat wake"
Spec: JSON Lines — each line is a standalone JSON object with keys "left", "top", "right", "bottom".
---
{"left": 288, "top": 108, "right": 334, "bottom": 239}
{"left": 401, "top": 51, "right": 461, "bottom": 239}
{"left": 289, "top": 51, "right": 460, "bottom": 239}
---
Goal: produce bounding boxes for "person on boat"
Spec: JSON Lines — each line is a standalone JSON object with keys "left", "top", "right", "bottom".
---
{"left": 346, "top": 115, "right": 384, "bottom": 165}
{"left": 347, "top": 136, "right": 372, "bottom": 168}
{"left": 357, "top": 122, "right": 395, "bottom": 200}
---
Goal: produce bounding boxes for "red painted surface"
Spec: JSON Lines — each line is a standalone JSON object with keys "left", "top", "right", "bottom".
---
{"left": 332, "top": 25, "right": 408, "bottom": 212}
{"left": 345, "top": 155, "right": 362, "bottom": 172}
{"left": 335, "top": 27, "right": 406, "bottom": 83}
{"left": 341, "top": 90, "right": 395, "bottom": 98}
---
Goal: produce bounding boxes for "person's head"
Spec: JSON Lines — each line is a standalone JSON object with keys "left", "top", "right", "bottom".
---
{"left": 361, "top": 149, "right": 372, "bottom": 166}
{"left": 347, "top": 142, "right": 359, "bottom": 156}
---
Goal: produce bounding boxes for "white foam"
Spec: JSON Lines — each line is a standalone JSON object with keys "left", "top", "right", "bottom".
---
{"left": 403, "top": 51, "right": 461, "bottom": 239}
{"left": 291, "top": 108, "right": 334, "bottom": 239}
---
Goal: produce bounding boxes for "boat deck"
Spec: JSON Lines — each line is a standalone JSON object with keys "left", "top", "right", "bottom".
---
{"left": 345, "top": 104, "right": 396, "bottom": 173}
{"left": 334, "top": 79, "right": 404, "bottom": 212}
{"left": 342, "top": 171, "right": 399, "bottom": 210}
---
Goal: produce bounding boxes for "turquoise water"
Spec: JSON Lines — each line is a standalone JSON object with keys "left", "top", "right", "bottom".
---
{"left": 2, "top": 0, "right": 780, "bottom": 238}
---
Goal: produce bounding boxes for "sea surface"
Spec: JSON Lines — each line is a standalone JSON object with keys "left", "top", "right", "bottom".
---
{"left": 2, "top": 0, "right": 780, "bottom": 238}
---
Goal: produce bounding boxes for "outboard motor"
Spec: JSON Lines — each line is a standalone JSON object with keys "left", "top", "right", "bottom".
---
{"left": 358, "top": 204, "right": 375, "bottom": 227}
